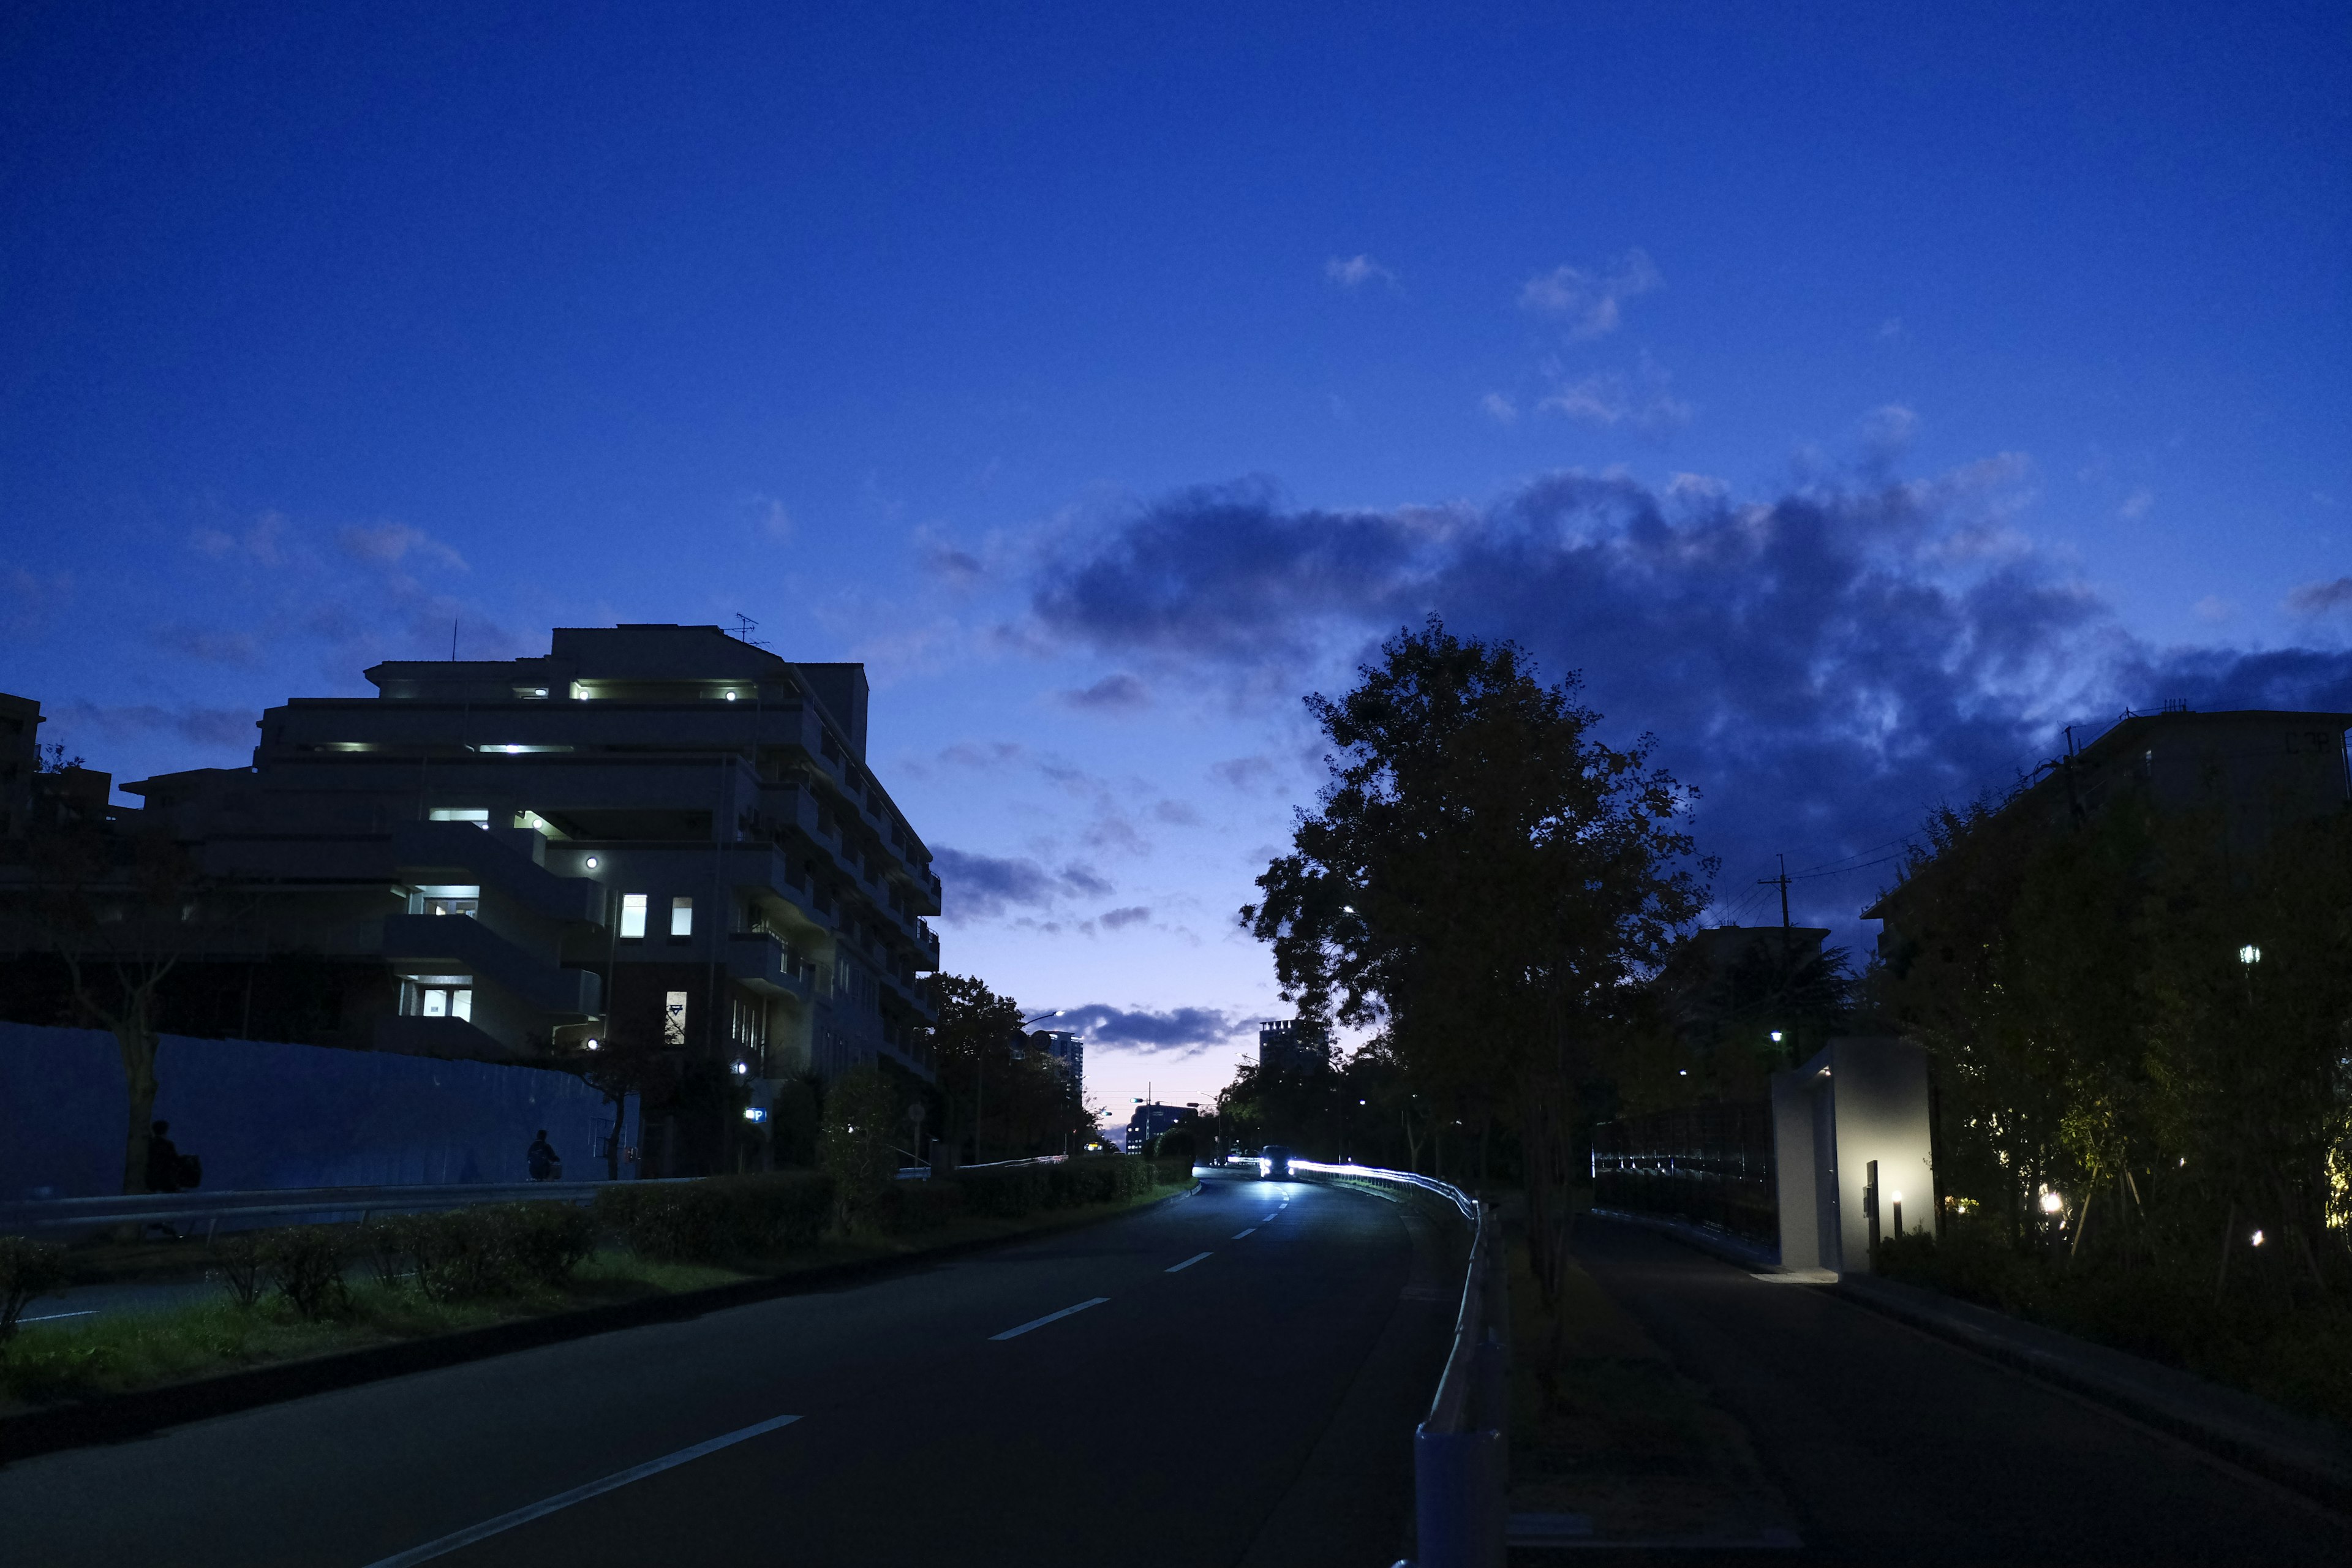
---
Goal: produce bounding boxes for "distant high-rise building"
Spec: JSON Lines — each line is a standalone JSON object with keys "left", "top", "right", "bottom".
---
{"left": 1030, "top": 1028, "right": 1084, "bottom": 1096}
{"left": 1258, "top": 1017, "right": 1332, "bottom": 1072}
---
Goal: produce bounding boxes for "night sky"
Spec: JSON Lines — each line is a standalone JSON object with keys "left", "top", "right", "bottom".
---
{"left": 6, "top": 4, "right": 2348, "bottom": 1117}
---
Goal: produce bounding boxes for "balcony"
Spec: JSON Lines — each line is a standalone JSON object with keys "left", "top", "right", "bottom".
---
{"left": 380, "top": 913, "right": 602, "bottom": 1016}
{"left": 727, "top": 929, "right": 815, "bottom": 1001}
{"left": 391, "top": 820, "right": 604, "bottom": 925}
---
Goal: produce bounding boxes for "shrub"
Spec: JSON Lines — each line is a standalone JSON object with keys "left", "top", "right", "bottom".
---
{"left": 398, "top": 1210, "right": 504, "bottom": 1302}
{"left": 356, "top": 1216, "right": 410, "bottom": 1289}
{"left": 211, "top": 1232, "right": 268, "bottom": 1308}
{"left": 496, "top": 1202, "right": 596, "bottom": 1287}
{"left": 0, "top": 1237, "right": 70, "bottom": 1341}
{"left": 818, "top": 1065, "right": 903, "bottom": 1232}
{"left": 955, "top": 1163, "right": 1050, "bottom": 1218}
{"left": 881, "top": 1178, "right": 966, "bottom": 1235}
{"left": 262, "top": 1227, "right": 350, "bottom": 1320}
{"left": 594, "top": 1173, "right": 834, "bottom": 1264}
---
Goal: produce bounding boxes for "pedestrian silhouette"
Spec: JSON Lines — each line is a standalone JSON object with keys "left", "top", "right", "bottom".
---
{"left": 146, "top": 1120, "right": 185, "bottom": 1193}
{"left": 526, "top": 1129, "right": 560, "bottom": 1182}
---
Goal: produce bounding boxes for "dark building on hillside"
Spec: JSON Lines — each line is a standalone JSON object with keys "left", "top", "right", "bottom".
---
{"left": 1864, "top": 705, "right": 2352, "bottom": 962}
{"left": 0, "top": 627, "right": 945, "bottom": 1175}
{"left": 1028, "top": 1028, "right": 1084, "bottom": 1098}
{"left": 1257, "top": 1017, "right": 1332, "bottom": 1072}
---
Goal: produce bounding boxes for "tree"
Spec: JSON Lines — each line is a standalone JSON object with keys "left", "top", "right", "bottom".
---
{"left": 560, "top": 1030, "right": 676, "bottom": 1179}
{"left": 12, "top": 799, "right": 214, "bottom": 1197}
{"left": 818, "top": 1063, "right": 903, "bottom": 1232}
{"left": 1243, "top": 617, "right": 1712, "bottom": 1311}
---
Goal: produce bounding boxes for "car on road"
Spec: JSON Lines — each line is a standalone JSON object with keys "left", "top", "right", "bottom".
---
{"left": 1257, "top": 1145, "right": 1293, "bottom": 1179}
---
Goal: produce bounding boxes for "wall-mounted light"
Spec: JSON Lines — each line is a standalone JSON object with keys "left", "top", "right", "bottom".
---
{"left": 731, "top": 1060, "right": 749, "bottom": 1076}
{"left": 584, "top": 1038, "right": 600, "bottom": 1052}
{"left": 584, "top": 856, "right": 600, "bottom": 870}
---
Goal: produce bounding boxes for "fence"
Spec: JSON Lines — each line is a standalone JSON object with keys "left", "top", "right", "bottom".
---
{"left": 1589, "top": 1099, "right": 1777, "bottom": 1248}
{"left": 0, "top": 1178, "right": 703, "bottom": 1242}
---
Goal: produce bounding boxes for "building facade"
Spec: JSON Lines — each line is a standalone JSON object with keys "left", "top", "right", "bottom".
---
{"left": 1257, "top": 1017, "right": 1332, "bottom": 1073}
{"left": 0, "top": 627, "right": 944, "bottom": 1171}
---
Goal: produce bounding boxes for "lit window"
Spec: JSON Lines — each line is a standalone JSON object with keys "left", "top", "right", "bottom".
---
{"left": 671, "top": 896, "right": 693, "bottom": 937}
{"left": 451, "top": 988, "right": 473, "bottom": 1021}
{"left": 429, "top": 808, "right": 490, "bottom": 827}
{"left": 663, "top": 990, "right": 689, "bottom": 1047}
{"left": 421, "top": 988, "right": 448, "bottom": 1017}
{"left": 620, "top": 893, "right": 647, "bottom": 938}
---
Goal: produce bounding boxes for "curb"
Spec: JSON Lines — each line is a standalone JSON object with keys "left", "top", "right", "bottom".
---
{"left": 1830, "top": 1272, "right": 2352, "bottom": 1515}
{"left": 1588, "top": 1207, "right": 1781, "bottom": 1273}
{"left": 0, "top": 1181, "right": 1197, "bottom": 1465}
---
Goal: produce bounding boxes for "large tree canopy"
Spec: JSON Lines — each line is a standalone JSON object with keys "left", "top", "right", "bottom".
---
{"left": 1244, "top": 616, "right": 1713, "bottom": 1112}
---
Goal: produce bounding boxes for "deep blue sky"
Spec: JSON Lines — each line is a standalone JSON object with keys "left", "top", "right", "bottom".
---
{"left": 6, "top": 3, "right": 2348, "bottom": 1114}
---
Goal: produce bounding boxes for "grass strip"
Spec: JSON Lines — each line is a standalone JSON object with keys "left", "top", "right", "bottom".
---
{"left": 1505, "top": 1235, "right": 1794, "bottom": 1543}
{"left": 1, "top": 1179, "right": 1191, "bottom": 1424}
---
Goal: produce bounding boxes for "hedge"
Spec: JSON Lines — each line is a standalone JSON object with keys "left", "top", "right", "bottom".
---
{"left": 593, "top": 1172, "right": 834, "bottom": 1264}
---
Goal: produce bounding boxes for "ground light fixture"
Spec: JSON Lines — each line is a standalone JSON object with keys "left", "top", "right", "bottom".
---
{"left": 2040, "top": 1191, "right": 2065, "bottom": 1215}
{"left": 2252, "top": 1229, "right": 2266, "bottom": 1246}
{"left": 2239, "top": 944, "right": 2262, "bottom": 964}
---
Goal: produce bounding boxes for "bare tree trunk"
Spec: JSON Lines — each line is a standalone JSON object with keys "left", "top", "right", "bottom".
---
{"left": 606, "top": 1093, "right": 625, "bottom": 1180}
{"left": 118, "top": 1020, "right": 159, "bottom": 1195}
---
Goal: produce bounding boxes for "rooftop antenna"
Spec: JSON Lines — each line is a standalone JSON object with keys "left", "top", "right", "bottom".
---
{"left": 451, "top": 617, "right": 458, "bottom": 662}
{"left": 734, "top": 612, "right": 766, "bottom": 646}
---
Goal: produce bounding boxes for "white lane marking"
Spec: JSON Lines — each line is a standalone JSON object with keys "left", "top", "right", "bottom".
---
{"left": 361, "top": 1413, "right": 801, "bottom": 1568}
{"left": 1166, "top": 1251, "right": 1212, "bottom": 1273}
{"left": 19, "top": 1310, "right": 96, "bottom": 1324}
{"left": 1262, "top": 1213, "right": 1279, "bottom": 1222}
{"left": 990, "top": 1296, "right": 1110, "bottom": 1341}
{"left": 1233, "top": 1227, "right": 1257, "bottom": 1239}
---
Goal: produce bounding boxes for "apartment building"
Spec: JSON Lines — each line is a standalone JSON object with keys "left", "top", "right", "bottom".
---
{"left": 2, "top": 628, "right": 943, "bottom": 1160}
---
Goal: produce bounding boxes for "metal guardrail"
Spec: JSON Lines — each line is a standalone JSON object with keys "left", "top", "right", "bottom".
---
{"left": 1290, "top": 1159, "right": 1507, "bottom": 1568}
{"left": 0, "top": 1178, "right": 696, "bottom": 1239}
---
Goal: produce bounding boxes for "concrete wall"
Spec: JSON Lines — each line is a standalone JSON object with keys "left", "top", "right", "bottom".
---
{"left": 0, "top": 1021, "right": 636, "bottom": 1199}
{"left": 1771, "top": 1036, "right": 1934, "bottom": 1273}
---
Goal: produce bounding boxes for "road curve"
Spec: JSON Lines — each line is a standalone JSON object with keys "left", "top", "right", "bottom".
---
{"left": 0, "top": 1171, "right": 1455, "bottom": 1568}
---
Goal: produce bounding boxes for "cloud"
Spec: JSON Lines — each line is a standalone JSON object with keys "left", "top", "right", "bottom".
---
{"left": 1536, "top": 358, "right": 1691, "bottom": 436}
{"left": 1058, "top": 672, "right": 1152, "bottom": 712}
{"left": 1324, "top": 254, "right": 1398, "bottom": 291}
{"left": 2, "top": 567, "right": 70, "bottom": 640}
{"left": 1480, "top": 393, "right": 1518, "bottom": 426}
{"left": 335, "top": 522, "right": 467, "bottom": 572}
{"left": 1099, "top": 905, "right": 1152, "bottom": 930}
{"left": 1211, "top": 755, "right": 1279, "bottom": 791}
{"left": 57, "top": 701, "right": 254, "bottom": 752}
{"left": 933, "top": 846, "right": 1113, "bottom": 921}
{"left": 2117, "top": 487, "right": 2155, "bottom": 521}
{"left": 1860, "top": 405, "right": 1918, "bottom": 466}
{"left": 748, "top": 496, "right": 793, "bottom": 540}
{"left": 1022, "top": 460, "right": 2352, "bottom": 931}
{"left": 1064, "top": 1003, "right": 1245, "bottom": 1056}
{"left": 151, "top": 625, "right": 263, "bottom": 667}
{"left": 1518, "top": 249, "right": 1662, "bottom": 339}
{"left": 2192, "top": 596, "right": 2236, "bottom": 624}
{"left": 2285, "top": 577, "right": 2352, "bottom": 616}
{"left": 1152, "top": 798, "right": 1202, "bottom": 826}
{"left": 1877, "top": 317, "right": 1905, "bottom": 344}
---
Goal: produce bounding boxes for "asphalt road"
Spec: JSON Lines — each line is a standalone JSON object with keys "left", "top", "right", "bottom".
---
{"left": 0, "top": 1171, "right": 1455, "bottom": 1568}
{"left": 1574, "top": 1216, "right": 2352, "bottom": 1566}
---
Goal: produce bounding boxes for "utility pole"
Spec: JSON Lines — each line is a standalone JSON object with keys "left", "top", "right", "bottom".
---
{"left": 1758, "top": 853, "right": 1792, "bottom": 930}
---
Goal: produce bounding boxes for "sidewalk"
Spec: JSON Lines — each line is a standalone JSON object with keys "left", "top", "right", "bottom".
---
{"left": 1596, "top": 1207, "right": 2352, "bottom": 1515}
{"left": 1835, "top": 1269, "right": 2352, "bottom": 1512}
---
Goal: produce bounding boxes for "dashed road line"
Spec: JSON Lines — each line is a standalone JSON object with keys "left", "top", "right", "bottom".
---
{"left": 1233, "top": 1227, "right": 1257, "bottom": 1238}
{"left": 1166, "top": 1252, "right": 1212, "bottom": 1273}
{"left": 990, "top": 1297, "right": 1110, "bottom": 1341}
{"left": 362, "top": 1414, "right": 802, "bottom": 1567}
